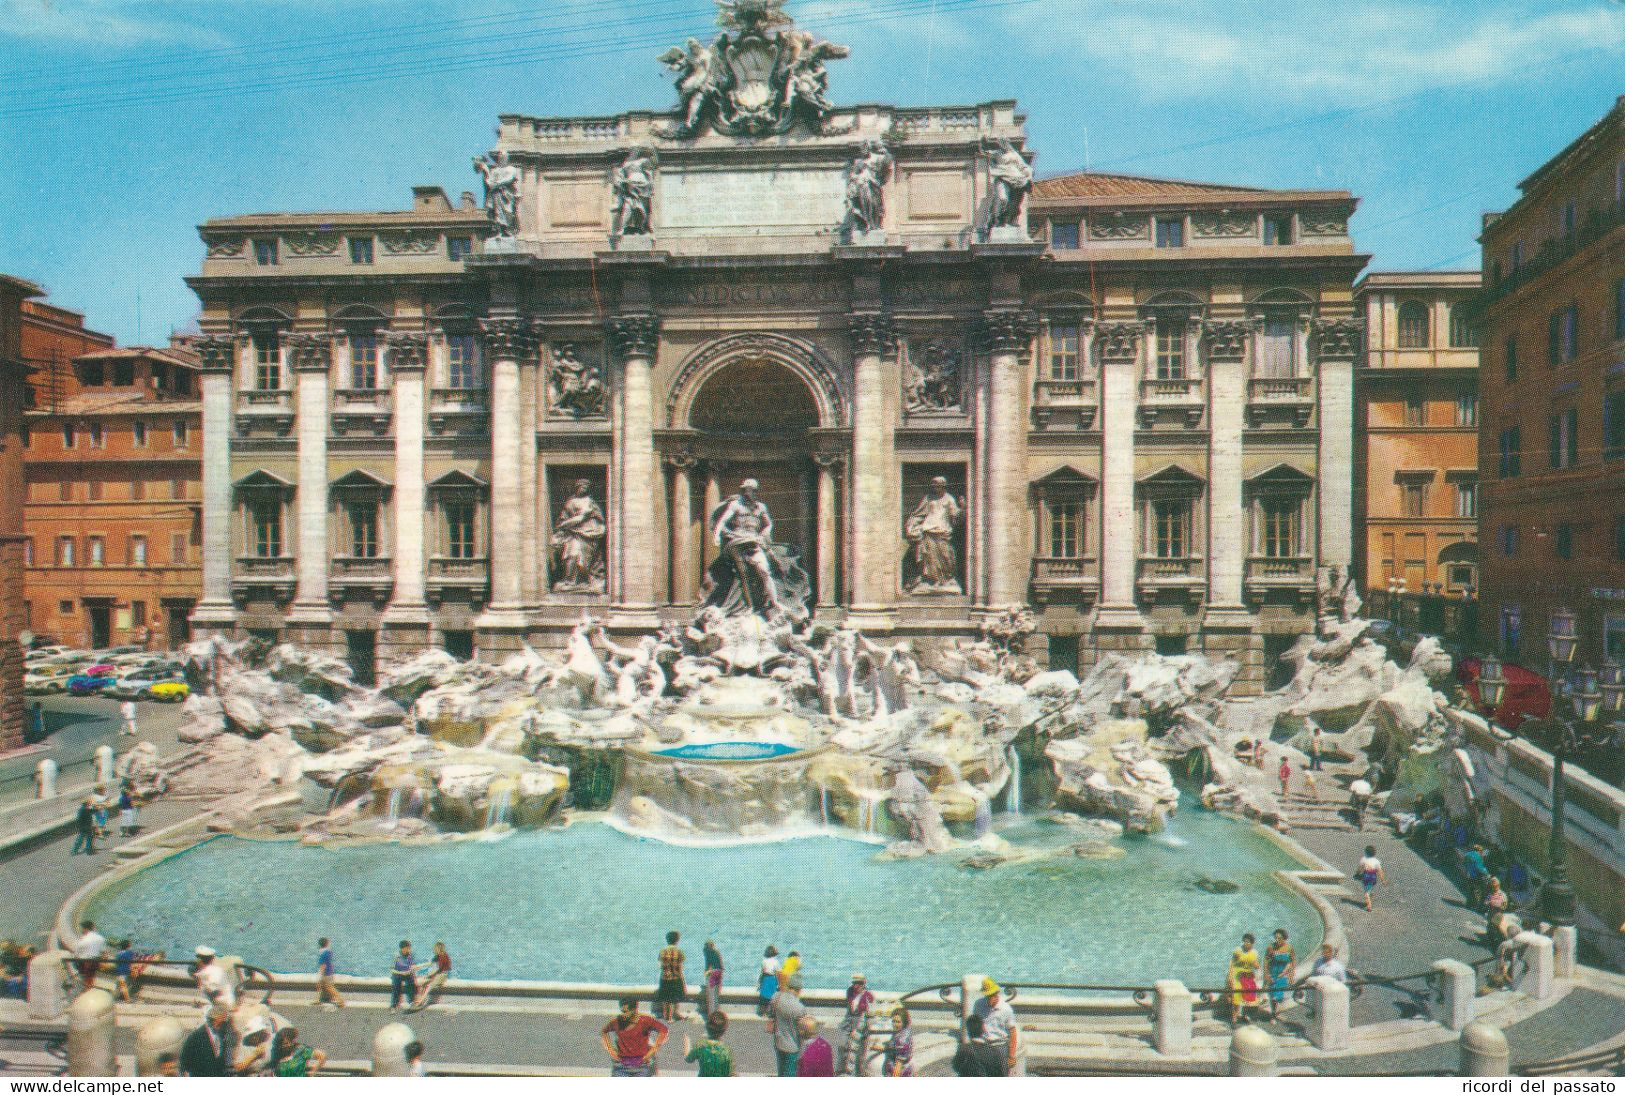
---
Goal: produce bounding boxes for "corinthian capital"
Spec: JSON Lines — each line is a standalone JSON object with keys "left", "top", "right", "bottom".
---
{"left": 480, "top": 317, "right": 535, "bottom": 362}
{"left": 1093, "top": 320, "right": 1149, "bottom": 360}
{"left": 1311, "top": 317, "right": 1363, "bottom": 359}
{"left": 979, "top": 308, "right": 1038, "bottom": 354}
{"left": 195, "top": 335, "right": 236, "bottom": 373}
{"left": 1201, "top": 320, "right": 1252, "bottom": 360}
{"left": 607, "top": 313, "right": 660, "bottom": 359}
{"left": 286, "top": 333, "right": 330, "bottom": 372}
{"left": 847, "top": 311, "right": 895, "bottom": 356}
{"left": 387, "top": 331, "right": 429, "bottom": 372}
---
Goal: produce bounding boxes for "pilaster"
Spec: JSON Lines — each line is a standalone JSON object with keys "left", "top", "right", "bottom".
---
{"left": 847, "top": 311, "right": 896, "bottom": 629}
{"left": 286, "top": 333, "right": 333, "bottom": 632}
{"left": 979, "top": 307, "right": 1037, "bottom": 609}
{"left": 1203, "top": 319, "right": 1251, "bottom": 626}
{"left": 191, "top": 335, "right": 238, "bottom": 632}
{"left": 1313, "top": 318, "right": 1360, "bottom": 575}
{"left": 475, "top": 318, "right": 534, "bottom": 641}
{"left": 1095, "top": 320, "right": 1147, "bottom": 632}
{"left": 382, "top": 333, "right": 430, "bottom": 652}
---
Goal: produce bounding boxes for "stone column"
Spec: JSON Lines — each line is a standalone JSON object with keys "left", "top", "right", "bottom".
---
{"left": 476, "top": 319, "right": 532, "bottom": 644}
{"left": 814, "top": 452, "right": 842, "bottom": 609}
{"left": 1203, "top": 321, "right": 1250, "bottom": 619}
{"left": 191, "top": 336, "right": 237, "bottom": 633}
{"left": 286, "top": 334, "right": 332, "bottom": 638}
{"left": 382, "top": 334, "right": 429, "bottom": 653}
{"left": 702, "top": 463, "right": 724, "bottom": 573}
{"left": 848, "top": 313, "right": 896, "bottom": 626}
{"left": 1095, "top": 321, "right": 1147, "bottom": 632}
{"left": 609, "top": 314, "right": 662, "bottom": 628}
{"left": 667, "top": 452, "right": 697, "bottom": 605}
{"left": 1313, "top": 319, "right": 1360, "bottom": 576}
{"left": 519, "top": 328, "right": 541, "bottom": 610}
{"left": 980, "top": 308, "right": 1037, "bottom": 610}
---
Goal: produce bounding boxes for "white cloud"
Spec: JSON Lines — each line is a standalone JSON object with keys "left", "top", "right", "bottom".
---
{"left": 0, "top": 0, "right": 231, "bottom": 47}
{"left": 993, "top": 0, "right": 1625, "bottom": 100}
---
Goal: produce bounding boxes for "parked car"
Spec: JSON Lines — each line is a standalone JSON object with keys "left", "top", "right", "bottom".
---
{"left": 24, "top": 666, "right": 76, "bottom": 694}
{"left": 66, "top": 668, "right": 117, "bottom": 695}
{"left": 99, "top": 645, "right": 147, "bottom": 658}
{"left": 1457, "top": 656, "right": 1553, "bottom": 730}
{"left": 107, "top": 668, "right": 187, "bottom": 701}
{"left": 26, "top": 644, "right": 71, "bottom": 660}
{"left": 148, "top": 680, "right": 190, "bottom": 702}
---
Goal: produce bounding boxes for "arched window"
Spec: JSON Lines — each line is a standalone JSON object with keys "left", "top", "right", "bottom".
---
{"left": 1448, "top": 304, "right": 1479, "bottom": 348}
{"left": 1397, "top": 301, "right": 1430, "bottom": 348}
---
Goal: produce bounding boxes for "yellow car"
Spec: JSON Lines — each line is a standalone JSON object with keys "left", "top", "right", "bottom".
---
{"left": 148, "top": 681, "right": 190, "bottom": 702}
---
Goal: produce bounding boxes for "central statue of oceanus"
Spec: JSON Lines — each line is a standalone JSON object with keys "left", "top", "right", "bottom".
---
{"left": 658, "top": 0, "right": 850, "bottom": 139}
{"left": 702, "top": 478, "right": 812, "bottom": 623}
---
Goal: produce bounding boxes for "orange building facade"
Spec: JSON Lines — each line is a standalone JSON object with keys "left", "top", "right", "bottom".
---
{"left": 22, "top": 340, "right": 203, "bottom": 651}
{"left": 1354, "top": 271, "right": 1481, "bottom": 640}
{"left": 1, "top": 275, "right": 44, "bottom": 751}
{"left": 1478, "top": 96, "right": 1625, "bottom": 671}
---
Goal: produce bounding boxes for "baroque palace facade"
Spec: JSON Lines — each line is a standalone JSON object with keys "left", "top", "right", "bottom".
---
{"left": 187, "top": 2, "right": 1367, "bottom": 691}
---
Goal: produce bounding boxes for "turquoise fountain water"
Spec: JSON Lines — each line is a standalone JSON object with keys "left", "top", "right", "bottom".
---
{"left": 87, "top": 808, "right": 1318, "bottom": 991}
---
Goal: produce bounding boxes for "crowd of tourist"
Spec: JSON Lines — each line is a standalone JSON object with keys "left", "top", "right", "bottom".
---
{"left": 68, "top": 781, "right": 142, "bottom": 856}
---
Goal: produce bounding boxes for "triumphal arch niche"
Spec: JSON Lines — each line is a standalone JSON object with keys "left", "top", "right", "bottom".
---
{"left": 191, "top": 0, "right": 1363, "bottom": 687}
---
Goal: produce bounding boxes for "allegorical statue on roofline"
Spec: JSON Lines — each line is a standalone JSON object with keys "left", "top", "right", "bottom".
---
{"left": 659, "top": 0, "right": 851, "bottom": 139}
{"left": 471, "top": 148, "right": 521, "bottom": 239}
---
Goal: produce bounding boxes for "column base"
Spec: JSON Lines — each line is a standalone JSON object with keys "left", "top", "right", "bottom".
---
{"left": 1093, "top": 605, "right": 1146, "bottom": 631}
{"left": 190, "top": 600, "right": 237, "bottom": 627}
{"left": 1202, "top": 605, "right": 1255, "bottom": 630}
{"left": 843, "top": 607, "right": 896, "bottom": 633}
{"left": 285, "top": 602, "right": 334, "bottom": 626}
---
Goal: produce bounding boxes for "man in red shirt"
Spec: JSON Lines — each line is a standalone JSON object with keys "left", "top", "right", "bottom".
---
{"left": 601, "top": 998, "right": 669, "bottom": 1077}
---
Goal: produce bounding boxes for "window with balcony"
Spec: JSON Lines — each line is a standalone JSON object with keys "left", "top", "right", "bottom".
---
{"left": 1154, "top": 316, "right": 1187, "bottom": 380}
{"left": 1397, "top": 301, "right": 1430, "bottom": 348}
{"left": 1455, "top": 481, "right": 1477, "bottom": 518}
{"left": 1048, "top": 500, "right": 1085, "bottom": 558}
{"left": 252, "top": 238, "right": 278, "bottom": 266}
{"left": 1047, "top": 322, "right": 1082, "bottom": 381}
{"left": 348, "top": 330, "right": 380, "bottom": 390}
{"left": 1503, "top": 335, "right": 1517, "bottom": 382}
{"left": 1256, "top": 316, "right": 1298, "bottom": 378}
{"left": 1497, "top": 426, "right": 1521, "bottom": 478}
{"left": 1448, "top": 304, "right": 1478, "bottom": 348}
{"left": 1548, "top": 408, "right": 1578, "bottom": 469}
{"left": 1547, "top": 304, "right": 1578, "bottom": 365}
{"left": 1050, "top": 221, "right": 1080, "bottom": 249}
{"left": 1138, "top": 467, "right": 1204, "bottom": 561}
{"left": 447, "top": 235, "right": 473, "bottom": 262}
{"left": 347, "top": 501, "right": 380, "bottom": 559}
{"left": 1455, "top": 394, "right": 1477, "bottom": 427}
{"left": 348, "top": 236, "right": 374, "bottom": 265}
{"left": 1260, "top": 497, "right": 1301, "bottom": 557}
{"left": 444, "top": 501, "right": 478, "bottom": 560}
{"left": 1262, "top": 214, "right": 1293, "bottom": 245}
{"left": 1154, "top": 217, "right": 1184, "bottom": 248}
{"left": 130, "top": 535, "right": 147, "bottom": 566}
{"left": 1151, "top": 499, "right": 1190, "bottom": 557}
{"left": 446, "top": 333, "right": 481, "bottom": 389}
{"left": 252, "top": 332, "right": 281, "bottom": 390}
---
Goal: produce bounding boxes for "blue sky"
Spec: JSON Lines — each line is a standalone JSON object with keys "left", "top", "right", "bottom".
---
{"left": 1, "top": 0, "right": 1621, "bottom": 345}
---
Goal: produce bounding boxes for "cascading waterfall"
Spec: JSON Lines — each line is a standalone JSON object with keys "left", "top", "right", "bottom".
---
{"left": 483, "top": 787, "right": 515, "bottom": 830}
{"left": 385, "top": 787, "right": 405, "bottom": 828}
{"left": 819, "top": 786, "right": 830, "bottom": 829}
{"left": 1005, "top": 745, "right": 1022, "bottom": 816}
{"left": 973, "top": 793, "right": 993, "bottom": 838}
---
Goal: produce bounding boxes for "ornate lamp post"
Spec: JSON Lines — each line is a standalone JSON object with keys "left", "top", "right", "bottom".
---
{"left": 1527, "top": 609, "right": 1611, "bottom": 927}
{"left": 1477, "top": 655, "right": 1507, "bottom": 717}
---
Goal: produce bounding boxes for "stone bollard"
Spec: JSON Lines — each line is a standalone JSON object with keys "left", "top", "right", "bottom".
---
{"left": 36, "top": 757, "right": 57, "bottom": 799}
{"left": 960, "top": 974, "right": 984, "bottom": 1026}
{"left": 1431, "top": 959, "right": 1476, "bottom": 1031}
{"left": 1228, "top": 1025, "right": 1279, "bottom": 1077}
{"left": 95, "top": 745, "right": 115, "bottom": 784}
{"left": 1306, "top": 975, "right": 1349, "bottom": 1052}
{"left": 28, "top": 949, "right": 71, "bottom": 1019}
{"left": 372, "top": 1021, "right": 417, "bottom": 1077}
{"left": 1459, "top": 1020, "right": 1509, "bottom": 1076}
{"left": 135, "top": 1015, "right": 187, "bottom": 1077}
{"left": 1153, "top": 980, "right": 1192, "bottom": 1055}
{"left": 1552, "top": 926, "right": 1577, "bottom": 980}
{"left": 1513, "top": 931, "right": 1554, "bottom": 1000}
{"left": 67, "top": 988, "right": 117, "bottom": 1077}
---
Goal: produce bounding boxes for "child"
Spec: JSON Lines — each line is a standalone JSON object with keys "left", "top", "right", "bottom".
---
{"left": 1278, "top": 756, "right": 1292, "bottom": 798}
{"left": 113, "top": 939, "right": 137, "bottom": 1001}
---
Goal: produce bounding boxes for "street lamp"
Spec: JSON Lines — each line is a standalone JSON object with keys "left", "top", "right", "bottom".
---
{"left": 1478, "top": 655, "right": 1507, "bottom": 716}
{"left": 1599, "top": 659, "right": 1625, "bottom": 719}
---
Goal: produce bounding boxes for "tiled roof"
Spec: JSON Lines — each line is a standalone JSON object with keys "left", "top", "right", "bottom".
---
{"left": 75, "top": 346, "right": 202, "bottom": 370}
{"left": 1032, "top": 172, "right": 1273, "bottom": 199}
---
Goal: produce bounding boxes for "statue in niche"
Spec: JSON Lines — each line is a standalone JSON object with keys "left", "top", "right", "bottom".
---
{"left": 843, "top": 139, "right": 890, "bottom": 239}
{"left": 471, "top": 149, "right": 521, "bottom": 239}
{"left": 903, "top": 476, "right": 964, "bottom": 594}
{"left": 904, "top": 341, "right": 962, "bottom": 413}
{"left": 983, "top": 139, "right": 1034, "bottom": 235}
{"left": 547, "top": 344, "right": 606, "bottom": 418}
{"left": 551, "top": 480, "right": 607, "bottom": 593}
{"left": 702, "top": 478, "right": 811, "bottom": 622}
{"left": 611, "top": 148, "right": 657, "bottom": 239}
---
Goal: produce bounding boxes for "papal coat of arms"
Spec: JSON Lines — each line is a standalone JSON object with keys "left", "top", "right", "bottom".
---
{"left": 659, "top": 0, "right": 850, "bottom": 138}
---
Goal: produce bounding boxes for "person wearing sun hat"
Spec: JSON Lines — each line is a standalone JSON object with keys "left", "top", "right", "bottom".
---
{"left": 970, "top": 977, "right": 1017, "bottom": 1074}
{"left": 194, "top": 945, "right": 235, "bottom": 1009}
{"left": 836, "top": 973, "right": 874, "bottom": 1075}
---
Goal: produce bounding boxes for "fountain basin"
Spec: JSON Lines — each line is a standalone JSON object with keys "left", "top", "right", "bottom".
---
{"left": 83, "top": 811, "right": 1323, "bottom": 991}
{"left": 655, "top": 741, "right": 801, "bottom": 760}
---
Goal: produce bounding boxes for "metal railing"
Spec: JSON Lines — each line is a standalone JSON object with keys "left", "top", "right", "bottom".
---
{"left": 62, "top": 955, "right": 277, "bottom": 1007}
